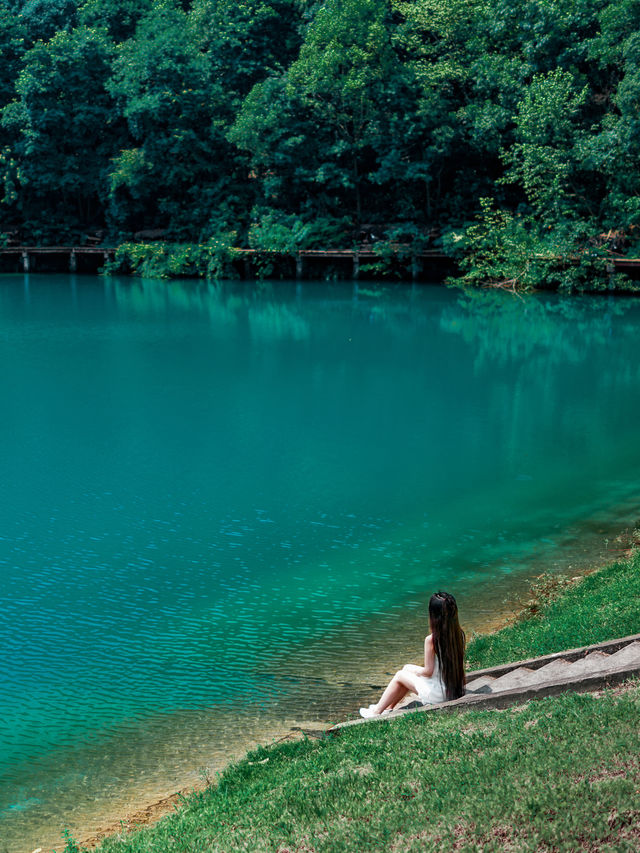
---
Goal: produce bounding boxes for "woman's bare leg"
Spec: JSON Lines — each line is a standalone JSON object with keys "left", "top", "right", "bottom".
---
{"left": 374, "top": 669, "right": 421, "bottom": 714}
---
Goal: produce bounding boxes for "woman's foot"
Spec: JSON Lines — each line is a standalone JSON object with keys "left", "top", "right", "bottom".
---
{"left": 359, "top": 705, "right": 379, "bottom": 719}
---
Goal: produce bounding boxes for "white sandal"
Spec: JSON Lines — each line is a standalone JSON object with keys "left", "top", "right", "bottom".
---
{"left": 359, "top": 706, "right": 378, "bottom": 719}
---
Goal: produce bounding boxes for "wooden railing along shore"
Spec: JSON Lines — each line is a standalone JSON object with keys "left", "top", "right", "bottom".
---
{"left": 2, "top": 245, "right": 640, "bottom": 279}
{"left": 0, "top": 246, "right": 451, "bottom": 278}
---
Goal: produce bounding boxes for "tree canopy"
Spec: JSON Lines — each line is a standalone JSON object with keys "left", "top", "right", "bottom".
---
{"left": 1, "top": 0, "right": 640, "bottom": 286}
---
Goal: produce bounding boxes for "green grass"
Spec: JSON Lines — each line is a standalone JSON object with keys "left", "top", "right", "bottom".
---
{"left": 86, "top": 551, "right": 640, "bottom": 853}
{"left": 94, "top": 686, "right": 640, "bottom": 852}
{"left": 466, "top": 549, "right": 640, "bottom": 671}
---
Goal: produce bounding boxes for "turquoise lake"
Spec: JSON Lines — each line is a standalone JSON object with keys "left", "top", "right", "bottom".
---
{"left": 1, "top": 275, "right": 639, "bottom": 851}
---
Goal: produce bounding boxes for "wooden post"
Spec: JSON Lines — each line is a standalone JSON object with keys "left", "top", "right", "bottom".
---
{"left": 353, "top": 251, "right": 360, "bottom": 280}
{"left": 411, "top": 255, "right": 421, "bottom": 281}
{"left": 69, "top": 250, "right": 77, "bottom": 273}
{"left": 296, "top": 252, "right": 303, "bottom": 280}
{"left": 606, "top": 262, "right": 615, "bottom": 289}
{"left": 22, "top": 251, "right": 29, "bottom": 273}
{"left": 244, "top": 257, "right": 251, "bottom": 279}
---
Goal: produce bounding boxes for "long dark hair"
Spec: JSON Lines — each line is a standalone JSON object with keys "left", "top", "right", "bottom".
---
{"left": 429, "top": 591, "right": 465, "bottom": 701}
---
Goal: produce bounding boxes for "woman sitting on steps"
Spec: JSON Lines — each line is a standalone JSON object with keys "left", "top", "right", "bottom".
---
{"left": 360, "top": 591, "right": 466, "bottom": 718}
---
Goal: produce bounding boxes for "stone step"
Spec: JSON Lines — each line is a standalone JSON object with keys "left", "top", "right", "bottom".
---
{"left": 605, "top": 641, "right": 640, "bottom": 668}
{"left": 471, "top": 658, "right": 576, "bottom": 695}
{"left": 530, "top": 658, "right": 573, "bottom": 683}
{"left": 488, "top": 666, "right": 537, "bottom": 692}
{"left": 564, "top": 651, "right": 611, "bottom": 678}
{"left": 466, "top": 643, "right": 640, "bottom": 697}
{"left": 465, "top": 674, "right": 496, "bottom": 694}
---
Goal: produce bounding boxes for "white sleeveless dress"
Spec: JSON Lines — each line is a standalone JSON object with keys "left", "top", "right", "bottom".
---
{"left": 413, "top": 655, "right": 446, "bottom": 705}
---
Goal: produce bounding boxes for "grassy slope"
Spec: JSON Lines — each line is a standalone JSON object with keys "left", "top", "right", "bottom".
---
{"left": 466, "top": 550, "right": 640, "bottom": 671}
{"left": 92, "top": 552, "right": 640, "bottom": 853}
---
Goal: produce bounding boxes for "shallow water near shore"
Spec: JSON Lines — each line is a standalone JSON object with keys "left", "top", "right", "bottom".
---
{"left": 1, "top": 276, "right": 639, "bottom": 852}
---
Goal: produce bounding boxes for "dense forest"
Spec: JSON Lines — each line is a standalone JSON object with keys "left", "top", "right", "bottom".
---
{"left": 1, "top": 0, "right": 640, "bottom": 287}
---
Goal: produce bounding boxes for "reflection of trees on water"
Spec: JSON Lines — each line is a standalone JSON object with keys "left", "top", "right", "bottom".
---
{"left": 108, "top": 278, "right": 441, "bottom": 344}
{"left": 110, "top": 277, "right": 312, "bottom": 342}
{"left": 441, "top": 289, "right": 640, "bottom": 483}
{"left": 109, "top": 278, "right": 640, "bottom": 385}
{"left": 441, "top": 289, "right": 639, "bottom": 368}
{"left": 109, "top": 279, "right": 322, "bottom": 342}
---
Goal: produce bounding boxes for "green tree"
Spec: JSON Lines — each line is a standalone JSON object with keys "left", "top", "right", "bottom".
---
{"left": 107, "top": 0, "right": 244, "bottom": 240}
{"left": 19, "top": 0, "right": 79, "bottom": 46}
{"left": 585, "top": 1, "right": 640, "bottom": 230}
{"left": 391, "top": 0, "right": 485, "bottom": 222}
{"left": 501, "top": 69, "right": 588, "bottom": 224}
{"left": 1, "top": 25, "right": 120, "bottom": 240}
{"left": 401, "top": 0, "right": 604, "bottom": 223}
{"left": 0, "top": 0, "right": 26, "bottom": 226}
{"left": 232, "top": 0, "right": 415, "bottom": 241}
{"left": 288, "top": 0, "right": 401, "bottom": 226}
{"left": 0, "top": 1, "right": 25, "bottom": 112}
{"left": 198, "top": 0, "right": 304, "bottom": 102}
{"left": 78, "top": 0, "right": 152, "bottom": 43}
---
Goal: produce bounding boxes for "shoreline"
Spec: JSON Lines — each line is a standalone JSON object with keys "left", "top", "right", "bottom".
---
{"left": 74, "top": 517, "right": 640, "bottom": 852}
{"left": 3, "top": 247, "right": 640, "bottom": 291}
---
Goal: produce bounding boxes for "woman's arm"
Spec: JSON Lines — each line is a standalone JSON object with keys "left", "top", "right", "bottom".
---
{"left": 421, "top": 634, "right": 436, "bottom": 677}
{"left": 400, "top": 635, "right": 436, "bottom": 678}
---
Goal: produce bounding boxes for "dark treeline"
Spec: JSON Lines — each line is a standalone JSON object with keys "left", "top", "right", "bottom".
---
{"left": 1, "top": 0, "right": 640, "bottom": 287}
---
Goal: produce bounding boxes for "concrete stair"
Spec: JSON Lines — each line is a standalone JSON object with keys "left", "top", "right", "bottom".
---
{"left": 464, "top": 639, "right": 640, "bottom": 698}
{"left": 468, "top": 658, "right": 576, "bottom": 694}
{"left": 606, "top": 641, "right": 640, "bottom": 667}
{"left": 333, "top": 633, "right": 640, "bottom": 731}
{"left": 561, "top": 650, "right": 609, "bottom": 678}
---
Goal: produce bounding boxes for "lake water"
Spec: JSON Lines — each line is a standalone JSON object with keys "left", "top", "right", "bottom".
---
{"left": 1, "top": 275, "right": 639, "bottom": 851}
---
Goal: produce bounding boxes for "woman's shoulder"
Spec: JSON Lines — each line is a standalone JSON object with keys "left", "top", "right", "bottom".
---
{"left": 424, "top": 633, "right": 434, "bottom": 647}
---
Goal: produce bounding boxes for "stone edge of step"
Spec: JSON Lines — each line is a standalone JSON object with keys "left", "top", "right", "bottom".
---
{"left": 463, "top": 633, "right": 640, "bottom": 681}
{"left": 330, "top": 654, "right": 640, "bottom": 731}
